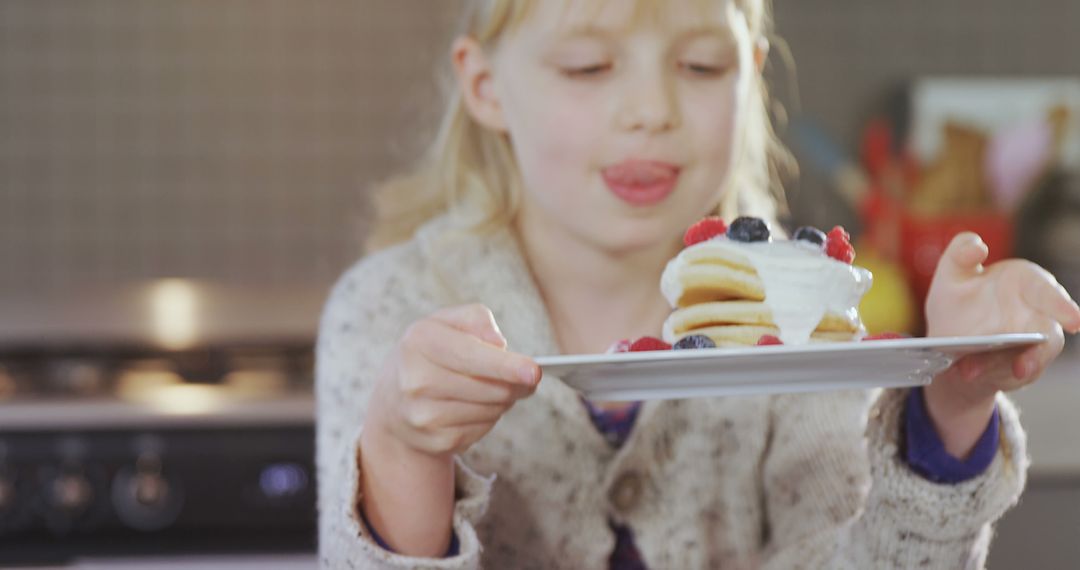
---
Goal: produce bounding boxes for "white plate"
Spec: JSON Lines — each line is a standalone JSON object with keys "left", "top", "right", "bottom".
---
{"left": 535, "top": 334, "right": 1046, "bottom": 401}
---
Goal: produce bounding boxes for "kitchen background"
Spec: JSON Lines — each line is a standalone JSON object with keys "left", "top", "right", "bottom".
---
{"left": 1, "top": 1, "right": 1077, "bottom": 568}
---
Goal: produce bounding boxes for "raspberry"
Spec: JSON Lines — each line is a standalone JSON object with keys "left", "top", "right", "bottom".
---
{"left": 756, "top": 334, "right": 783, "bottom": 346}
{"left": 673, "top": 334, "right": 716, "bottom": 350}
{"left": 825, "top": 226, "right": 855, "bottom": 264}
{"left": 629, "top": 336, "right": 672, "bottom": 352}
{"left": 606, "top": 339, "right": 632, "bottom": 353}
{"left": 683, "top": 217, "right": 727, "bottom": 247}
{"left": 863, "top": 332, "right": 907, "bottom": 341}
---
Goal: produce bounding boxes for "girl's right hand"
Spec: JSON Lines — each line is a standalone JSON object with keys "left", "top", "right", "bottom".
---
{"left": 357, "top": 304, "right": 538, "bottom": 555}
{"left": 365, "top": 303, "right": 541, "bottom": 459}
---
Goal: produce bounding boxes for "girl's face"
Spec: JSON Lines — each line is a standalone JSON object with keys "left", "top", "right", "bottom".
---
{"left": 477, "top": 0, "right": 757, "bottom": 254}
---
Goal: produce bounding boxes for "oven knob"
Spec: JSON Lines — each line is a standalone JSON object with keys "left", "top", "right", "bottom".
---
{"left": 39, "top": 464, "right": 108, "bottom": 534}
{"left": 112, "top": 462, "right": 183, "bottom": 531}
{"left": 134, "top": 471, "right": 169, "bottom": 508}
{"left": 49, "top": 472, "right": 94, "bottom": 513}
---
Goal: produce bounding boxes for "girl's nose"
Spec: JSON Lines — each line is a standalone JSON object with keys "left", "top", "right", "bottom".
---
{"left": 614, "top": 72, "right": 681, "bottom": 133}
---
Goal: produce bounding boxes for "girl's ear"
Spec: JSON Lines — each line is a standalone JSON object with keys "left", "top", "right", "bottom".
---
{"left": 753, "top": 36, "right": 770, "bottom": 72}
{"left": 452, "top": 36, "right": 508, "bottom": 132}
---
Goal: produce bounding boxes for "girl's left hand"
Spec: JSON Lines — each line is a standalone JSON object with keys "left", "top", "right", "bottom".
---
{"left": 922, "top": 232, "right": 1080, "bottom": 457}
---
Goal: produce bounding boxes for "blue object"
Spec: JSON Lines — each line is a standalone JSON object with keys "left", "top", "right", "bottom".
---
{"left": 673, "top": 334, "right": 717, "bottom": 350}
{"left": 904, "top": 386, "right": 1000, "bottom": 484}
{"left": 727, "top": 216, "right": 771, "bottom": 242}
{"left": 793, "top": 226, "right": 827, "bottom": 247}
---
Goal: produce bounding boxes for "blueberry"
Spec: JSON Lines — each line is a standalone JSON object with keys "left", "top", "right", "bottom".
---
{"left": 726, "top": 216, "right": 771, "bottom": 242}
{"left": 673, "top": 334, "right": 717, "bottom": 350}
{"left": 793, "top": 226, "right": 826, "bottom": 247}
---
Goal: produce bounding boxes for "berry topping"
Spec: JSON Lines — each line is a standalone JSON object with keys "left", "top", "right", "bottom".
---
{"left": 726, "top": 216, "right": 771, "bottom": 243}
{"left": 825, "top": 225, "right": 855, "bottom": 263}
{"left": 606, "top": 339, "right": 633, "bottom": 353}
{"left": 683, "top": 217, "right": 728, "bottom": 247}
{"left": 793, "top": 226, "right": 826, "bottom": 247}
{"left": 673, "top": 334, "right": 717, "bottom": 350}
{"left": 756, "top": 334, "right": 783, "bottom": 346}
{"left": 629, "top": 336, "right": 672, "bottom": 352}
{"left": 862, "top": 332, "right": 907, "bottom": 341}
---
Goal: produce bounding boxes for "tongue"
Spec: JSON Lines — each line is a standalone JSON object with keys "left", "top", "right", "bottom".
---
{"left": 605, "top": 162, "right": 675, "bottom": 185}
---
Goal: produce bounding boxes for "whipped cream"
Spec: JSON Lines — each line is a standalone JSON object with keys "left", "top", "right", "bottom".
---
{"left": 660, "top": 237, "right": 873, "bottom": 345}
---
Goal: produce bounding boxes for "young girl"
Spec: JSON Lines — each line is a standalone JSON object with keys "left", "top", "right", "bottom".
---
{"left": 316, "top": 0, "right": 1080, "bottom": 568}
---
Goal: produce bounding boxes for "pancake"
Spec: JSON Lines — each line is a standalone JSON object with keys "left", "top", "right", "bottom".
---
{"left": 663, "top": 301, "right": 860, "bottom": 340}
{"left": 671, "top": 264, "right": 765, "bottom": 307}
{"left": 660, "top": 219, "right": 873, "bottom": 346}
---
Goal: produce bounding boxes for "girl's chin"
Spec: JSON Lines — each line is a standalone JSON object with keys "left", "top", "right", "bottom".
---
{"left": 588, "top": 220, "right": 681, "bottom": 254}
{"left": 519, "top": 199, "right": 684, "bottom": 253}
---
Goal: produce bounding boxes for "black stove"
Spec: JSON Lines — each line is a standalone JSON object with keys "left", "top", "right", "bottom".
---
{"left": 0, "top": 282, "right": 324, "bottom": 566}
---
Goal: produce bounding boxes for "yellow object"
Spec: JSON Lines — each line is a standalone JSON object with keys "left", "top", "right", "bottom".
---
{"left": 857, "top": 244, "right": 918, "bottom": 335}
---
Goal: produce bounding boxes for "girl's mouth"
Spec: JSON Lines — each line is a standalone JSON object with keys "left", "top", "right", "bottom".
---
{"left": 601, "top": 160, "right": 681, "bottom": 206}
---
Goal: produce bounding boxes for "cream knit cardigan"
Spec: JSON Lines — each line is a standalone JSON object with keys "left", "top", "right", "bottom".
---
{"left": 316, "top": 214, "right": 1028, "bottom": 570}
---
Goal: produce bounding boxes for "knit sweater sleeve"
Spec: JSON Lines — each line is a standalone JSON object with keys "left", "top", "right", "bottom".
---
{"left": 760, "top": 388, "right": 1028, "bottom": 570}
{"left": 315, "top": 247, "right": 495, "bottom": 570}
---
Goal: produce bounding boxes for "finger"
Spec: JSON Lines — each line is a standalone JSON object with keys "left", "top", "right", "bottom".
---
{"left": 404, "top": 399, "right": 507, "bottom": 432}
{"left": 409, "top": 320, "right": 539, "bottom": 386}
{"left": 430, "top": 303, "right": 508, "bottom": 348}
{"left": 935, "top": 232, "right": 989, "bottom": 284}
{"left": 404, "top": 364, "right": 535, "bottom": 405}
{"left": 1013, "top": 317, "right": 1066, "bottom": 381}
{"left": 954, "top": 348, "right": 1024, "bottom": 382}
{"left": 1018, "top": 269, "right": 1080, "bottom": 333}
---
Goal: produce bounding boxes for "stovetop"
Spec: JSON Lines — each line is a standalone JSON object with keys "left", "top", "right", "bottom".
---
{"left": 0, "top": 280, "right": 325, "bottom": 563}
{"left": 0, "top": 343, "right": 320, "bottom": 563}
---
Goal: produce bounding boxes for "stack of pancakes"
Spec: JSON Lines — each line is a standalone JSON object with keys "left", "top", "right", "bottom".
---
{"left": 660, "top": 241, "right": 865, "bottom": 347}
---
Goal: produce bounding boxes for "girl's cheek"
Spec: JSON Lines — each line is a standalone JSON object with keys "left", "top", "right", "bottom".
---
{"left": 526, "top": 91, "right": 604, "bottom": 167}
{"left": 684, "top": 87, "right": 739, "bottom": 160}
{"left": 509, "top": 105, "right": 589, "bottom": 196}
{"left": 543, "top": 85, "right": 606, "bottom": 136}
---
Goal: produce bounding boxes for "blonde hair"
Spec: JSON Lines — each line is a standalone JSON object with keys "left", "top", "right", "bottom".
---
{"left": 367, "top": 0, "right": 795, "bottom": 252}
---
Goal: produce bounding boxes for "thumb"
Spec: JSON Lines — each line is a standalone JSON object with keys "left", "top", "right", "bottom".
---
{"left": 430, "top": 303, "right": 509, "bottom": 349}
{"left": 935, "top": 232, "right": 989, "bottom": 284}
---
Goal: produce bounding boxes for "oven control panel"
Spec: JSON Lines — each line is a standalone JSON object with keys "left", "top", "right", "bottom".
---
{"left": 0, "top": 426, "right": 316, "bottom": 565}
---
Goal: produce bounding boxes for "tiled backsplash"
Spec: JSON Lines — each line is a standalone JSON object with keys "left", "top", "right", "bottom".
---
{"left": 2, "top": 0, "right": 1077, "bottom": 292}
{"left": 779, "top": 0, "right": 1079, "bottom": 144}
{"left": 0, "top": 1, "right": 462, "bottom": 292}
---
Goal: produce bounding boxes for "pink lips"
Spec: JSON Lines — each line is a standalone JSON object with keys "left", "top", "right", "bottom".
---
{"left": 602, "top": 160, "right": 681, "bottom": 206}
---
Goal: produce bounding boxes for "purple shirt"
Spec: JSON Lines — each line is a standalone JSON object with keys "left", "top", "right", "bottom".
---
{"left": 904, "top": 386, "right": 1000, "bottom": 483}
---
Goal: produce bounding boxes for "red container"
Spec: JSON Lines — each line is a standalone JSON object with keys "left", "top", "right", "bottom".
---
{"left": 898, "top": 211, "right": 1014, "bottom": 311}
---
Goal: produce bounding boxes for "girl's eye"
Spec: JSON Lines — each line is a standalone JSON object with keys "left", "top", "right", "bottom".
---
{"left": 561, "top": 63, "right": 613, "bottom": 78}
{"left": 679, "top": 62, "right": 727, "bottom": 76}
